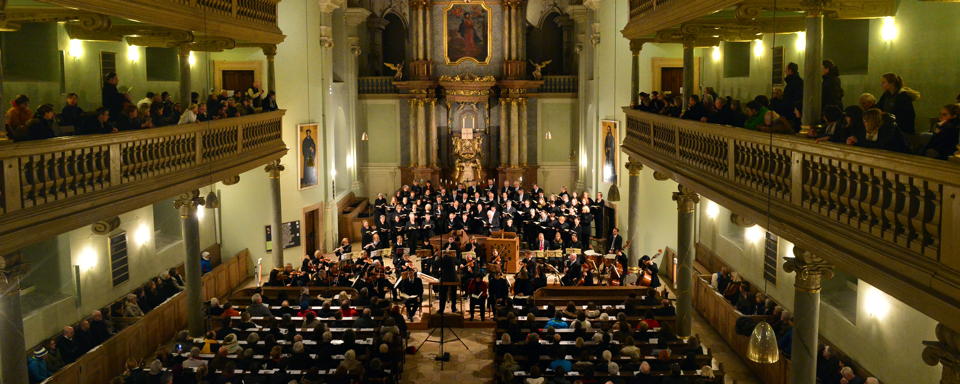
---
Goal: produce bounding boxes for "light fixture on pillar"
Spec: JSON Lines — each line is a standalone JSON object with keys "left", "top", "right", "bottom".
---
{"left": 545, "top": 130, "right": 553, "bottom": 140}
{"left": 705, "top": 200, "right": 720, "bottom": 219}
{"left": 747, "top": 321, "right": 780, "bottom": 363}
{"left": 68, "top": 39, "right": 84, "bottom": 59}
{"left": 795, "top": 32, "right": 806, "bottom": 51}
{"left": 753, "top": 38, "right": 765, "bottom": 57}
{"left": 204, "top": 190, "right": 220, "bottom": 209}
{"left": 188, "top": 51, "right": 197, "bottom": 66}
{"left": 361, "top": 131, "right": 369, "bottom": 141}
{"left": 711, "top": 46, "right": 721, "bottom": 62}
{"left": 127, "top": 44, "right": 140, "bottom": 63}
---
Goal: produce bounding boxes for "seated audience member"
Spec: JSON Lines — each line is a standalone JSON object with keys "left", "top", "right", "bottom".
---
{"left": 246, "top": 293, "right": 273, "bottom": 317}
{"left": 878, "top": 72, "right": 919, "bottom": 134}
{"left": 178, "top": 103, "right": 199, "bottom": 124}
{"left": 757, "top": 110, "right": 794, "bottom": 134}
{"left": 200, "top": 251, "right": 213, "bottom": 273}
{"left": 813, "top": 105, "right": 848, "bottom": 143}
{"left": 858, "top": 93, "right": 877, "bottom": 111}
{"left": 743, "top": 100, "right": 769, "bottom": 131}
{"left": 923, "top": 103, "right": 960, "bottom": 159}
{"left": 41, "top": 338, "right": 64, "bottom": 373}
{"left": 846, "top": 108, "right": 910, "bottom": 153}
{"left": 262, "top": 91, "right": 279, "bottom": 112}
{"left": 240, "top": 98, "right": 256, "bottom": 115}
{"left": 681, "top": 95, "right": 707, "bottom": 121}
{"left": 19, "top": 104, "right": 57, "bottom": 141}
{"left": 89, "top": 310, "right": 113, "bottom": 345}
{"left": 56, "top": 326, "right": 81, "bottom": 364}
{"left": 196, "top": 103, "right": 211, "bottom": 122}
{"left": 5, "top": 94, "right": 32, "bottom": 139}
{"left": 60, "top": 93, "right": 84, "bottom": 127}
{"left": 840, "top": 366, "right": 866, "bottom": 384}
{"left": 150, "top": 102, "right": 170, "bottom": 127}
{"left": 117, "top": 104, "right": 151, "bottom": 131}
{"left": 123, "top": 293, "right": 145, "bottom": 317}
{"left": 78, "top": 107, "right": 116, "bottom": 135}
{"left": 137, "top": 92, "right": 155, "bottom": 109}
{"left": 28, "top": 347, "right": 51, "bottom": 383}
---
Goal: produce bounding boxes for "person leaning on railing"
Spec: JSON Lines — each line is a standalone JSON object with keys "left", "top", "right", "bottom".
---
{"left": 922, "top": 103, "right": 960, "bottom": 159}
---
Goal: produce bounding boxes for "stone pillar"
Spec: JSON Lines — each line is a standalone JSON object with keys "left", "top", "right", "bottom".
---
{"left": 801, "top": 10, "right": 824, "bottom": 128}
{"left": 178, "top": 45, "right": 192, "bottom": 107}
{"left": 409, "top": 99, "right": 418, "bottom": 166}
{"left": 519, "top": 98, "right": 528, "bottom": 165}
{"left": 175, "top": 190, "right": 206, "bottom": 337}
{"left": 630, "top": 41, "right": 642, "bottom": 107}
{"left": 567, "top": 3, "right": 595, "bottom": 191}
{"left": 672, "top": 185, "right": 699, "bottom": 338}
{"left": 682, "top": 38, "right": 695, "bottom": 111}
{"left": 783, "top": 248, "right": 834, "bottom": 384}
{"left": 626, "top": 161, "right": 644, "bottom": 271}
{"left": 424, "top": 0, "right": 433, "bottom": 61}
{"left": 262, "top": 45, "right": 277, "bottom": 93}
{"left": 417, "top": 98, "right": 427, "bottom": 166}
{"left": 923, "top": 324, "right": 960, "bottom": 384}
{"left": 500, "top": 99, "right": 509, "bottom": 165}
{"left": 516, "top": 0, "right": 526, "bottom": 62}
{"left": 366, "top": 16, "right": 389, "bottom": 75}
{"left": 510, "top": 98, "right": 520, "bottom": 166}
{"left": 265, "top": 161, "right": 284, "bottom": 268}
{"left": 0, "top": 268, "right": 28, "bottom": 384}
{"left": 503, "top": 2, "right": 512, "bottom": 60}
{"left": 429, "top": 99, "right": 438, "bottom": 166}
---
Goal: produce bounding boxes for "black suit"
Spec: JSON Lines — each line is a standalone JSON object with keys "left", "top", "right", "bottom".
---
{"left": 439, "top": 254, "right": 459, "bottom": 313}
{"left": 608, "top": 234, "right": 623, "bottom": 253}
{"left": 397, "top": 277, "right": 424, "bottom": 320}
{"left": 562, "top": 260, "right": 582, "bottom": 286}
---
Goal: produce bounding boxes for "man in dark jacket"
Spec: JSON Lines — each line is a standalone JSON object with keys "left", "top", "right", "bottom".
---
{"left": 77, "top": 108, "right": 116, "bottom": 135}
{"left": 59, "top": 93, "right": 84, "bottom": 127}
{"left": 21, "top": 104, "right": 57, "bottom": 141}
{"left": 821, "top": 59, "right": 844, "bottom": 111}
{"left": 848, "top": 109, "right": 909, "bottom": 154}
{"left": 101, "top": 72, "right": 125, "bottom": 120}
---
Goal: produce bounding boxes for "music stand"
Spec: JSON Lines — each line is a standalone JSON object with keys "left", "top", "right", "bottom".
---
{"left": 416, "top": 248, "right": 469, "bottom": 368}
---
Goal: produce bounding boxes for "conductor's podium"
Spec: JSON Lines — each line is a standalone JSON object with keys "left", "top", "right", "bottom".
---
{"left": 531, "top": 285, "right": 651, "bottom": 306}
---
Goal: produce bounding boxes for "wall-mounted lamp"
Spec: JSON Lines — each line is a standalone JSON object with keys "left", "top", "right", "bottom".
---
{"left": 134, "top": 223, "right": 151, "bottom": 246}
{"left": 360, "top": 132, "right": 369, "bottom": 141}
{"left": 545, "top": 130, "right": 553, "bottom": 140}
{"left": 795, "top": 32, "right": 806, "bottom": 51}
{"left": 753, "top": 39, "right": 765, "bottom": 58}
{"left": 77, "top": 245, "right": 98, "bottom": 271}
{"left": 745, "top": 224, "right": 765, "bottom": 243}
{"left": 864, "top": 285, "right": 891, "bottom": 319}
{"left": 346, "top": 154, "right": 355, "bottom": 169}
{"left": 68, "top": 39, "right": 84, "bottom": 59}
{"left": 705, "top": 200, "right": 720, "bottom": 219}
{"left": 188, "top": 51, "right": 197, "bottom": 66}
{"left": 711, "top": 46, "right": 721, "bottom": 62}
{"left": 880, "top": 17, "right": 898, "bottom": 42}
{"left": 196, "top": 206, "right": 206, "bottom": 220}
{"left": 127, "top": 44, "right": 140, "bottom": 63}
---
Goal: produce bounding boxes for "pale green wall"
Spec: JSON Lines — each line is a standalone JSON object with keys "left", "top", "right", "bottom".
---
{"left": 697, "top": 198, "right": 940, "bottom": 384}
{"left": 21, "top": 189, "right": 217, "bottom": 348}
{"left": 361, "top": 101, "right": 401, "bottom": 164}
{"left": 698, "top": 0, "right": 960, "bottom": 130}
{"left": 539, "top": 100, "right": 576, "bottom": 163}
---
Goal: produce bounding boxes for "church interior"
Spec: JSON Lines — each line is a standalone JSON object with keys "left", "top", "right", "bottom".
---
{"left": 1, "top": 0, "right": 959, "bottom": 383}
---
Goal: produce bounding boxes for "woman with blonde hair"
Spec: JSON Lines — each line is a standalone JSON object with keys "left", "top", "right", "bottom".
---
{"left": 878, "top": 73, "right": 920, "bottom": 133}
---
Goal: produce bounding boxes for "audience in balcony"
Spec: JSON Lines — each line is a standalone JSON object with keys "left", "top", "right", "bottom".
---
{"left": 77, "top": 107, "right": 117, "bottom": 135}
{"left": 846, "top": 108, "right": 910, "bottom": 153}
{"left": 878, "top": 73, "right": 920, "bottom": 134}
{"left": 59, "top": 93, "right": 84, "bottom": 128}
{"left": 822, "top": 60, "right": 844, "bottom": 111}
{"left": 19, "top": 104, "right": 57, "bottom": 141}
{"left": 101, "top": 72, "right": 126, "bottom": 119}
{"left": 178, "top": 103, "right": 199, "bottom": 125}
{"left": 117, "top": 104, "right": 153, "bottom": 131}
{"left": 4, "top": 94, "right": 32, "bottom": 139}
{"left": 924, "top": 104, "right": 960, "bottom": 159}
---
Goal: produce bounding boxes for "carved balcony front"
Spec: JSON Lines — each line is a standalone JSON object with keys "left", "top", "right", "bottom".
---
{"left": 0, "top": 110, "right": 287, "bottom": 255}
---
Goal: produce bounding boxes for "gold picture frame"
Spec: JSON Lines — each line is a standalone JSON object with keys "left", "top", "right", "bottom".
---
{"left": 443, "top": 1, "right": 493, "bottom": 65}
{"left": 298, "top": 123, "right": 319, "bottom": 190}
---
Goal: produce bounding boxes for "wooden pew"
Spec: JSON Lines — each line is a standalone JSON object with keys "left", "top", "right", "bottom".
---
{"left": 532, "top": 286, "right": 651, "bottom": 306}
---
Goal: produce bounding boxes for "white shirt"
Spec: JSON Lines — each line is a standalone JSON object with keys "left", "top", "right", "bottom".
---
{"left": 178, "top": 110, "right": 197, "bottom": 125}
{"left": 137, "top": 98, "right": 152, "bottom": 109}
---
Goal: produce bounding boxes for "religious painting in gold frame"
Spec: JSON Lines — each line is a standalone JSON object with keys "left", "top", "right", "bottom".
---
{"left": 601, "top": 119, "right": 620, "bottom": 183}
{"left": 298, "top": 123, "right": 319, "bottom": 190}
{"left": 443, "top": 2, "right": 492, "bottom": 65}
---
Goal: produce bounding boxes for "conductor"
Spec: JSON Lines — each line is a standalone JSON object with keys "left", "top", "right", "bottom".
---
{"left": 439, "top": 251, "right": 460, "bottom": 313}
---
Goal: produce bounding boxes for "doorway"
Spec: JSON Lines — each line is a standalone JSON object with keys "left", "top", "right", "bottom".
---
{"left": 221, "top": 70, "right": 254, "bottom": 94}
{"left": 303, "top": 208, "right": 320, "bottom": 257}
{"left": 660, "top": 67, "right": 684, "bottom": 96}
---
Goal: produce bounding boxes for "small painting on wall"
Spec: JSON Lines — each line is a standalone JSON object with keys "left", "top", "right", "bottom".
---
{"left": 601, "top": 119, "right": 620, "bottom": 183}
{"left": 298, "top": 123, "right": 319, "bottom": 190}
{"left": 444, "top": 2, "right": 492, "bottom": 65}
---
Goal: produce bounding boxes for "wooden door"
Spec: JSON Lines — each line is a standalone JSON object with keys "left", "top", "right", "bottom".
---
{"left": 660, "top": 67, "right": 684, "bottom": 96}
{"left": 221, "top": 70, "right": 254, "bottom": 94}
{"left": 304, "top": 209, "right": 319, "bottom": 256}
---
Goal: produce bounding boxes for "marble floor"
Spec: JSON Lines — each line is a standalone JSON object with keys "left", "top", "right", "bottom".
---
{"left": 398, "top": 314, "right": 761, "bottom": 384}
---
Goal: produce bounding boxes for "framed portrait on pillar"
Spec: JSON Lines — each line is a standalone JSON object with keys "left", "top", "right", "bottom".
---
{"left": 443, "top": 2, "right": 492, "bottom": 65}
{"left": 298, "top": 123, "right": 319, "bottom": 190}
{"left": 601, "top": 120, "right": 620, "bottom": 183}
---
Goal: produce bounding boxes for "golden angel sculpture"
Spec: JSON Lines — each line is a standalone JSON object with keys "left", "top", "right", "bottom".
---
{"left": 529, "top": 59, "right": 552, "bottom": 80}
{"left": 452, "top": 135, "right": 484, "bottom": 185}
{"left": 384, "top": 62, "right": 404, "bottom": 81}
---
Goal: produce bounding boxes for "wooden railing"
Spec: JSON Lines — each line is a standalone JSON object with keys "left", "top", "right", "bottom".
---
{"left": 622, "top": 108, "right": 960, "bottom": 331}
{"left": 37, "top": 0, "right": 283, "bottom": 44}
{"left": 629, "top": 0, "right": 673, "bottom": 17}
{"left": 358, "top": 76, "right": 399, "bottom": 94}
{"left": 539, "top": 75, "right": 578, "bottom": 94}
{"left": 43, "top": 249, "right": 251, "bottom": 384}
{"left": 0, "top": 111, "right": 286, "bottom": 256}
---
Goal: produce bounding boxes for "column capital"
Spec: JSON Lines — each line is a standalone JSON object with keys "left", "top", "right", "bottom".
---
{"left": 348, "top": 36, "right": 362, "bottom": 56}
{"left": 923, "top": 324, "right": 960, "bottom": 384}
{"left": 264, "top": 160, "right": 285, "bottom": 179}
{"left": 783, "top": 247, "right": 834, "bottom": 292}
{"left": 652, "top": 170, "right": 672, "bottom": 181}
{"left": 626, "top": 161, "right": 644, "bottom": 176}
{"left": 173, "top": 190, "right": 205, "bottom": 218}
{"left": 317, "top": 0, "right": 344, "bottom": 14}
{"left": 344, "top": 7, "right": 372, "bottom": 29}
{"left": 367, "top": 15, "right": 390, "bottom": 30}
{"left": 320, "top": 26, "right": 334, "bottom": 48}
{"left": 261, "top": 44, "right": 277, "bottom": 57}
{"left": 409, "top": 0, "right": 431, "bottom": 9}
{"left": 564, "top": 4, "right": 593, "bottom": 24}
{"left": 672, "top": 185, "right": 700, "bottom": 213}
{"left": 630, "top": 39, "right": 650, "bottom": 54}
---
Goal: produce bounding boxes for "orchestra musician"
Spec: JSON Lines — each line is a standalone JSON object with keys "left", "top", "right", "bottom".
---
{"left": 608, "top": 227, "right": 623, "bottom": 254}
{"left": 488, "top": 272, "right": 510, "bottom": 313}
{"left": 439, "top": 250, "right": 460, "bottom": 313}
{"left": 396, "top": 270, "right": 423, "bottom": 322}
{"left": 333, "top": 238, "right": 352, "bottom": 261}
{"left": 640, "top": 255, "right": 661, "bottom": 288}
{"left": 392, "top": 235, "right": 409, "bottom": 277}
{"left": 466, "top": 274, "right": 488, "bottom": 321}
{"left": 561, "top": 254, "right": 582, "bottom": 286}
{"left": 361, "top": 220, "right": 375, "bottom": 248}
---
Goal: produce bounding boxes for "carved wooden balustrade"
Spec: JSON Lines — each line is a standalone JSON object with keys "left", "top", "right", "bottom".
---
{"left": 539, "top": 75, "right": 578, "bottom": 94}
{"left": 37, "top": 0, "right": 284, "bottom": 44}
{"left": 0, "top": 110, "right": 286, "bottom": 256}
{"left": 358, "top": 76, "right": 400, "bottom": 94}
{"left": 622, "top": 107, "right": 960, "bottom": 331}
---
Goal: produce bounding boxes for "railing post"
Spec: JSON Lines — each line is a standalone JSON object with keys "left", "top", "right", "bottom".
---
{"left": 791, "top": 151, "right": 803, "bottom": 205}
{"left": 109, "top": 143, "right": 121, "bottom": 186}
{"left": 2, "top": 159, "right": 21, "bottom": 212}
{"left": 232, "top": 0, "right": 238, "bottom": 16}
{"left": 726, "top": 140, "right": 736, "bottom": 180}
{"left": 942, "top": 185, "right": 960, "bottom": 269}
{"left": 195, "top": 131, "right": 203, "bottom": 165}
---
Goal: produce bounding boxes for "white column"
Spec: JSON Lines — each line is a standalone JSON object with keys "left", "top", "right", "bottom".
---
{"left": 503, "top": 4, "right": 512, "bottom": 60}
{"left": 500, "top": 99, "right": 509, "bottom": 165}
{"left": 510, "top": 98, "right": 520, "bottom": 166}
{"left": 429, "top": 99, "right": 438, "bottom": 166}
{"left": 417, "top": 98, "right": 427, "bottom": 166}
{"left": 519, "top": 98, "right": 528, "bottom": 165}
